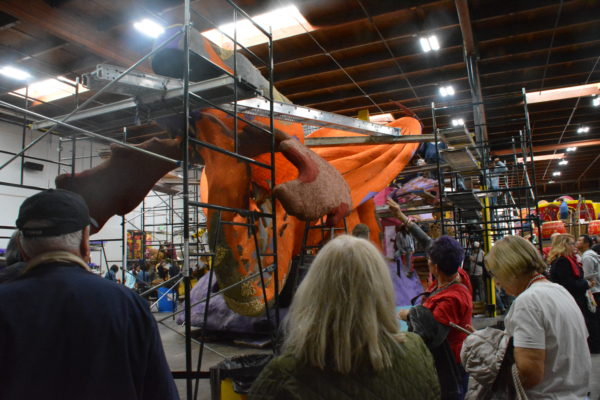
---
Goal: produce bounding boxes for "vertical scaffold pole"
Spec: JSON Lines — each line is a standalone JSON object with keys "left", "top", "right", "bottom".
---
{"left": 182, "top": 0, "right": 193, "bottom": 398}
{"left": 268, "top": 26, "right": 281, "bottom": 331}
{"left": 121, "top": 127, "right": 128, "bottom": 285}
{"left": 431, "top": 102, "right": 445, "bottom": 235}
{"left": 20, "top": 86, "right": 28, "bottom": 186}
{"left": 522, "top": 88, "right": 544, "bottom": 254}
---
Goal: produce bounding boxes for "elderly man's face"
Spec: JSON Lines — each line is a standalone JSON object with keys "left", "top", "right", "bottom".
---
{"left": 576, "top": 236, "right": 588, "bottom": 251}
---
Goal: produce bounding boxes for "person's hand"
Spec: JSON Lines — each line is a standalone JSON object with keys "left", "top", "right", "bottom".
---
{"left": 386, "top": 197, "right": 400, "bottom": 213}
{"left": 386, "top": 198, "right": 408, "bottom": 223}
{"left": 397, "top": 308, "right": 410, "bottom": 321}
{"left": 494, "top": 158, "right": 500, "bottom": 163}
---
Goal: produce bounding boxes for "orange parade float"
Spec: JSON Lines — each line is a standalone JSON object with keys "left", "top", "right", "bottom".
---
{"left": 56, "top": 30, "right": 422, "bottom": 316}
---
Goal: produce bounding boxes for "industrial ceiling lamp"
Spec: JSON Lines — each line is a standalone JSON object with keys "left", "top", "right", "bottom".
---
{"left": 133, "top": 19, "right": 165, "bottom": 38}
{"left": 0, "top": 66, "right": 31, "bottom": 81}
{"left": 577, "top": 126, "right": 590, "bottom": 134}
{"left": 439, "top": 85, "right": 455, "bottom": 97}
{"left": 420, "top": 35, "right": 440, "bottom": 52}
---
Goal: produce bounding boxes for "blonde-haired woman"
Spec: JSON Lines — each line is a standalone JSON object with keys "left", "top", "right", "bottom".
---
{"left": 249, "top": 235, "right": 440, "bottom": 400}
{"left": 486, "top": 235, "right": 590, "bottom": 399}
{"left": 548, "top": 233, "right": 596, "bottom": 352}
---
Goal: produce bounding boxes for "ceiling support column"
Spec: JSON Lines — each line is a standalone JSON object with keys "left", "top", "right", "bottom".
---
{"left": 456, "top": 0, "right": 488, "bottom": 146}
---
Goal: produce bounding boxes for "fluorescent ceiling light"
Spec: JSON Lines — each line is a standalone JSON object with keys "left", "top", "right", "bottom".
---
{"left": 439, "top": 85, "right": 454, "bottom": 97}
{"left": 593, "top": 96, "right": 600, "bottom": 107}
{"left": 133, "top": 19, "right": 165, "bottom": 38}
{"left": 0, "top": 65, "right": 31, "bottom": 81}
{"left": 552, "top": 171, "right": 561, "bottom": 176}
{"left": 451, "top": 118, "right": 464, "bottom": 127}
{"left": 202, "top": 5, "right": 314, "bottom": 49}
{"left": 10, "top": 76, "right": 89, "bottom": 105}
{"left": 566, "top": 147, "right": 577, "bottom": 152}
{"left": 420, "top": 37, "right": 431, "bottom": 52}
{"left": 420, "top": 35, "right": 440, "bottom": 52}
{"left": 516, "top": 153, "right": 565, "bottom": 163}
{"left": 428, "top": 35, "right": 440, "bottom": 50}
{"left": 558, "top": 160, "right": 568, "bottom": 166}
{"left": 369, "top": 113, "right": 394, "bottom": 124}
{"left": 577, "top": 126, "right": 590, "bottom": 133}
{"left": 526, "top": 82, "right": 600, "bottom": 104}
{"left": 548, "top": 180, "right": 555, "bottom": 184}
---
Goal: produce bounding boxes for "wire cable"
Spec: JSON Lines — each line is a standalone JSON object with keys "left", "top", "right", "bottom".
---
{"left": 275, "top": 0, "right": 385, "bottom": 114}
{"left": 541, "top": 55, "right": 600, "bottom": 180}
{"left": 355, "top": 0, "right": 420, "bottom": 102}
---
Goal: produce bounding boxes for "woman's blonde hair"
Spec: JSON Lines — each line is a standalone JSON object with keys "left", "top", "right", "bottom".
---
{"left": 547, "top": 233, "right": 575, "bottom": 263}
{"left": 283, "top": 235, "right": 403, "bottom": 373}
{"left": 486, "top": 235, "right": 547, "bottom": 281}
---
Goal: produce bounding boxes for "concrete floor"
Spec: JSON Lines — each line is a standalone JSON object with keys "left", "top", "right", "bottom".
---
{"left": 157, "top": 314, "right": 271, "bottom": 400}
{"left": 157, "top": 313, "right": 600, "bottom": 400}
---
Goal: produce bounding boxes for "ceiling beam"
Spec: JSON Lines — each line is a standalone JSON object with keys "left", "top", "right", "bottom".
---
{"left": 295, "top": 58, "right": 595, "bottom": 111}
{"left": 526, "top": 82, "right": 600, "bottom": 104}
{"left": 492, "top": 139, "right": 600, "bottom": 156}
{"left": 0, "top": 0, "right": 150, "bottom": 72}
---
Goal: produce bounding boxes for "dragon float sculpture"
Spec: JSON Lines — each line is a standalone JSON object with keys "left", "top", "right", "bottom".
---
{"left": 56, "top": 29, "right": 422, "bottom": 317}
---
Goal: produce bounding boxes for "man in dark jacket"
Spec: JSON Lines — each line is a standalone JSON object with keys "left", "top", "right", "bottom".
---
{"left": 0, "top": 230, "right": 26, "bottom": 283}
{"left": 0, "top": 189, "right": 179, "bottom": 400}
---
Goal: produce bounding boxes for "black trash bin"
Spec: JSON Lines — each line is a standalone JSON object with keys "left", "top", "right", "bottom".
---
{"left": 210, "top": 353, "right": 273, "bottom": 400}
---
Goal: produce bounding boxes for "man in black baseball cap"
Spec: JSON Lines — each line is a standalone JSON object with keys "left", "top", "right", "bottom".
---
{"left": 0, "top": 189, "right": 179, "bottom": 400}
{"left": 16, "top": 188, "right": 98, "bottom": 239}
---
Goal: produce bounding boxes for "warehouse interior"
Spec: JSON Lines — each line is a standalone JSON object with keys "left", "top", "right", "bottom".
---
{"left": 0, "top": 1, "right": 599, "bottom": 399}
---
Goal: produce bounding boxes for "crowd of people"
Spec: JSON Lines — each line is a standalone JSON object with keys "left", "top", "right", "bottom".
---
{"left": 0, "top": 189, "right": 597, "bottom": 399}
{"left": 250, "top": 198, "right": 595, "bottom": 400}
{"left": 104, "top": 259, "right": 182, "bottom": 293}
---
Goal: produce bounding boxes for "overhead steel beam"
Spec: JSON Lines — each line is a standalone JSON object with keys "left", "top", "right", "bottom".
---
{"left": 492, "top": 139, "right": 600, "bottom": 156}
{"left": 305, "top": 134, "right": 434, "bottom": 147}
{"left": 32, "top": 75, "right": 237, "bottom": 130}
{"left": 0, "top": 0, "right": 150, "bottom": 73}
{"left": 526, "top": 82, "right": 600, "bottom": 104}
{"left": 455, "top": 0, "right": 488, "bottom": 144}
{"left": 228, "top": 98, "right": 404, "bottom": 136}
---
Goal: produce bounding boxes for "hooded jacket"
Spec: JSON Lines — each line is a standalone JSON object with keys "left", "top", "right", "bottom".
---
{"left": 460, "top": 327, "right": 526, "bottom": 400}
{"left": 582, "top": 249, "right": 600, "bottom": 294}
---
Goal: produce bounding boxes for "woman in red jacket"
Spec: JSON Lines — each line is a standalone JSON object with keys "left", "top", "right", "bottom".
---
{"left": 390, "top": 198, "right": 472, "bottom": 399}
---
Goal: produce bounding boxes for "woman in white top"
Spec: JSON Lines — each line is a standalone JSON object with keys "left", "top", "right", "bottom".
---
{"left": 486, "top": 235, "right": 591, "bottom": 399}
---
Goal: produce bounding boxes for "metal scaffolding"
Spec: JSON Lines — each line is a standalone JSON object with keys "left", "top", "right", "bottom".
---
{"left": 427, "top": 90, "right": 541, "bottom": 250}
{"left": 0, "top": 2, "right": 432, "bottom": 399}
{"left": 0, "top": 2, "right": 278, "bottom": 398}
{"left": 382, "top": 90, "right": 542, "bottom": 316}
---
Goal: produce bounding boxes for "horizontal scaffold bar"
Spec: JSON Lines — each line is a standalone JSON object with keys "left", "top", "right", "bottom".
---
{"left": 32, "top": 75, "right": 239, "bottom": 130}
{"left": 305, "top": 134, "right": 435, "bottom": 147}
{"left": 227, "top": 98, "right": 405, "bottom": 136}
